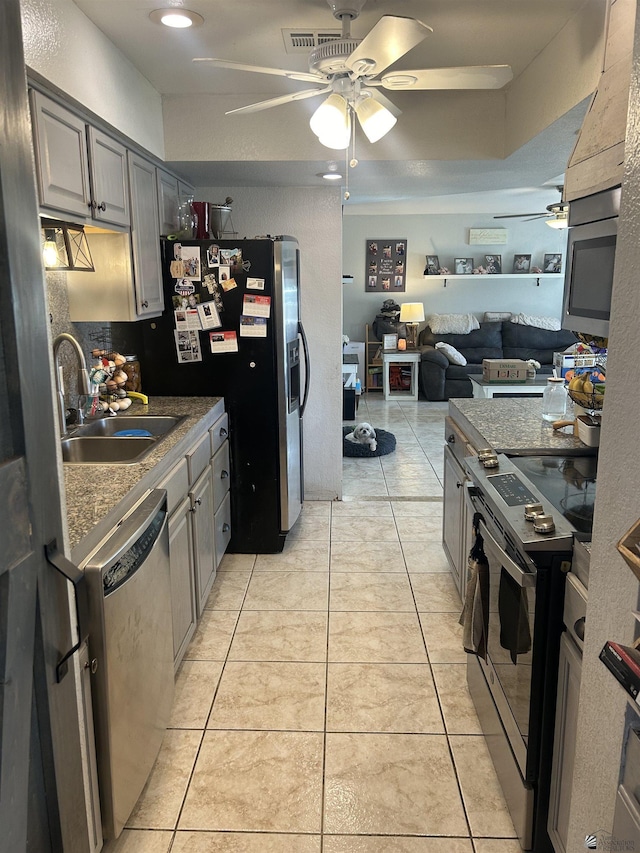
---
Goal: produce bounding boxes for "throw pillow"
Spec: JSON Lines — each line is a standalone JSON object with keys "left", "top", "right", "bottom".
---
{"left": 435, "top": 342, "right": 467, "bottom": 365}
{"left": 510, "top": 312, "right": 561, "bottom": 331}
{"left": 483, "top": 311, "right": 513, "bottom": 322}
{"left": 427, "top": 313, "right": 480, "bottom": 335}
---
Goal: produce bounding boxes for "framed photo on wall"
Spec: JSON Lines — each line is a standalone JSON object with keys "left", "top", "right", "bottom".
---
{"left": 485, "top": 254, "right": 502, "bottom": 274}
{"left": 365, "top": 238, "right": 407, "bottom": 291}
{"left": 513, "top": 254, "right": 531, "bottom": 273}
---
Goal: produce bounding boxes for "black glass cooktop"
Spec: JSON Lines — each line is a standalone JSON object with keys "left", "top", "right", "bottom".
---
{"left": 509, "top": 456, "right": 597, "bottom": 534}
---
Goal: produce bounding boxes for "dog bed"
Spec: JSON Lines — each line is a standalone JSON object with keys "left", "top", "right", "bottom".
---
{"left": 343, "top": 426, "right": 396, "bottom": 457}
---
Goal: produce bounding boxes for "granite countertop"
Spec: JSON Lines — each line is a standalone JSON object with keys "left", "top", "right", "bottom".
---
{"left": 448, "top": 397, "right": 596, "bottom": 457}
{"left": 64, "top": 396, "right": 224, "bottom": 560}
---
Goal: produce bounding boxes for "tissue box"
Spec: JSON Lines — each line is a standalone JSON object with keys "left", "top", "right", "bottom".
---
{"left": 482, "top": 359, "right": 528, "bottom": 382}
{"left": 553, "top": 352, "right": 600, "bottom": 378}
{"left": 576, "top": 415, "right": 601, "bottom": 447}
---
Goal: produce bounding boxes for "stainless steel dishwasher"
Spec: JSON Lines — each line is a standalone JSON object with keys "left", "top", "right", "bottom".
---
{"left": 83, "top": 489, "right": 173, "bottom": 840}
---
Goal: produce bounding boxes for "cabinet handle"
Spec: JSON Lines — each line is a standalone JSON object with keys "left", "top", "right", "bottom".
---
{"left": 221, "top": 470, "right": 229, "bottom": 479}
{"left": 573, "top": 616, "right": 586, "bottom": 642}
{"left": 190, "top": 497, "right": 202, "bottom": 512}
{"left": 456, "top": 481, "right": 462, "bottom": 489}
{"left": 85, "top": 658, "right": 98, "bottom": 674}
{"left": 447, "top": 434, "right": 455, "bottom": 443}
{"left": 220, "top": 428, "right": 228, "bottom": 437}
{"left": 222, "top": 523, "right": 230, "bottom": 533}
{"left": 97, "top": 201, "right": 106, "bottom": 212}
{"left": 89, "top": 200, "right": 97, "bottom": 210}
{"left": 141, "top": 300, "right": 149, "bottom": 309}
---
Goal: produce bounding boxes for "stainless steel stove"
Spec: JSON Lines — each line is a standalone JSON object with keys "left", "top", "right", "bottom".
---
{"left": 463, "top": 452, "right": 591, "bottom": 853}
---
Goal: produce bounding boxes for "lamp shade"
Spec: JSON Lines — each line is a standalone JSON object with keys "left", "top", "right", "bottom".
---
{"left": 354, "top": 96, "right": 397, "bottom": 143}
{"left": 399, "top": 303, "right": 425, "bottom": 323}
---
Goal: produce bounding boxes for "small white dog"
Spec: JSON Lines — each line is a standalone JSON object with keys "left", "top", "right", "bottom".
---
{"left": 345, "top": 422, "right": 377, "bottom": 451}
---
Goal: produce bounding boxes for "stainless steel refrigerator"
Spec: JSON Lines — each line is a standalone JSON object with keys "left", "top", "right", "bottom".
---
{"left": 139, "top": 236, "right": 309, "bottom": 553}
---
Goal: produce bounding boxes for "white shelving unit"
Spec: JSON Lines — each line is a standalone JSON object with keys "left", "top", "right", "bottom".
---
{"left": 424, "top": 273, "right": 564, "bottom": 287}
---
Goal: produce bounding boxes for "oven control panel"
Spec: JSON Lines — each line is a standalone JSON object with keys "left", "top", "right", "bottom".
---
{"left": 486, "top": 472, "right": 538, "bottom": 506}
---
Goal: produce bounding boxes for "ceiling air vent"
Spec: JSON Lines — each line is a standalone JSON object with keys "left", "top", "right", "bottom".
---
{"left": 282, "top": 28, "right": 341, "bottom": 54}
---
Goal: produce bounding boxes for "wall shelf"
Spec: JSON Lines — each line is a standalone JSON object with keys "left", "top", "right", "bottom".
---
{"left": 424, "top": 273, "right": 564, "bottom": 287}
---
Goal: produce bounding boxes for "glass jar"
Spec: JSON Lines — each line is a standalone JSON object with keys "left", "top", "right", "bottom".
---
{"left": 122, "top": 355, "right": 142, "bottom": 393}
{"left": 542, "top": 377, "right": 568, "bottom": 422}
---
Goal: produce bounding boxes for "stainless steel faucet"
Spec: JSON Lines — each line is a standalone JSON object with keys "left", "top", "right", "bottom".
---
{"left": 53, "top": 332, "right": 91, "bottom": 434}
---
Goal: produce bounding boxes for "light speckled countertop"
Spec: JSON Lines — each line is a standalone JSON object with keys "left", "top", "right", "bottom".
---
{"left": 64, "top": 396, "right": 224, "bottom": 561}
{"left": 448, "top": 397, "right": 596, "bottom": 456}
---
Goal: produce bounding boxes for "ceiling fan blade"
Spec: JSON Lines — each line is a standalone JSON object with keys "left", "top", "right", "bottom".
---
{"left": 225, "top": 86, "right": 331, "bottom": 116}
{"left": 381, "top": 65, "right": 513, "bottom": 90}
{"left": 193, "top": 57, "right": 323, "bottom": 84}
{"left": 345, "top": 16, "right": 432, "bottom": 77}
{"left": 493, "top": 212, "right": 548, "bottom": 219}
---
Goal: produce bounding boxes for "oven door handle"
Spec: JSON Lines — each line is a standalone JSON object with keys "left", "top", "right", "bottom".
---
{"left": 477, "top": 518, "right": 537, "bottom": 589}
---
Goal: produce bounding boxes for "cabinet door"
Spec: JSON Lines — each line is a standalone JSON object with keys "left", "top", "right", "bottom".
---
{"left": 87, "top": 126, "right": 130, "bottom": 227}
{"left": 548, "top": 633, "right": 582, "bottom": 853}
{"left": 30, "top": 90, "right": 91, "bottom": 218}
{"left": 127, "top": 151, "right": 164, "bottom": 318}
{"left": 443, "top": 447, "right": 465, "bottom": 596}
{"left": 211, "top": 441, "right": 230, "bottom": 513}
{"left": 178, "top": 180, "right": 194, "bottom": 206}
{"left": 168, "top": 497, "right": 197, "bottom": 668}
{"left": 190, "top": 466, "right": 216, "bottom": 616}
{"left": 157, "top": 168, "right": 179, "bottom": 236}
{"left": 214, "top": 491, "right": 231, "bottom": 569}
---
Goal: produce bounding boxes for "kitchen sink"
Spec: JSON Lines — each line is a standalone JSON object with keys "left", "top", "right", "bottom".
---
{"left": 61, "top": 436, "right": 158, "bottom": 464}
{"left": 79, "top": 415, "right": 186, "bottom": 437}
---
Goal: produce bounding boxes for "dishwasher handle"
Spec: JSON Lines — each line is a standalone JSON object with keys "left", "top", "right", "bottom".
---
{"left": 46, "top": 539, "right": 90, "bottom": 682}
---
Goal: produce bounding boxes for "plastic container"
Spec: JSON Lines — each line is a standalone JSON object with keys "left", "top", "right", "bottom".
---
{"left": 542, "top": 376, "right": 568, "bottom": 422}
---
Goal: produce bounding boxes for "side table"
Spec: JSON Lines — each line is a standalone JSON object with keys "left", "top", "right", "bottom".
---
{"left": 382, "top": 351, "right": 421, "bottom": 401}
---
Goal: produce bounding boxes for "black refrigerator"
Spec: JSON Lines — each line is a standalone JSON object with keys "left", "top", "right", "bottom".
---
{"left": 139, "top": 236, "right": 309, "bottom": 553}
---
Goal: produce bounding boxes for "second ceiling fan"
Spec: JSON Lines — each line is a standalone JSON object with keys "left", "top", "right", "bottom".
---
{"left": 494, "top": 187, "right": 569, "bottom": 228}
{"left": 193, "top": 0, "right": 513, "bottom": 148}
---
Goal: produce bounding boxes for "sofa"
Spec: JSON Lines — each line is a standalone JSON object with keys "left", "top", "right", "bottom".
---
{"left": 418, "top": 319, "right": 578, "bottom": 400}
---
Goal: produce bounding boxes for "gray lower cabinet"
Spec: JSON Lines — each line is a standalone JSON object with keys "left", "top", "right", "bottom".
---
{"left": 127, "top": 151, "right": 164, "bottom": 317}
{"left": 443, "top": 444, "right": 468, "bottom": 600}
{"left": 167, "top": 497, "right": 197, "bottom": 667}
{"left": 190, "top": 464, "right": 217, "bottom": 617}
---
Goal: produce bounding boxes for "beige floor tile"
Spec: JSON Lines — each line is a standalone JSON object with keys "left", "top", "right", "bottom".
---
{"left": 179, "top": 730, "right": 323, "bottom": 832}
{"left": 410, "top": 573, "right": 461, "bottom": 612}
{"left": 208, "top": 661, "right": 325, "bottom": 731}
{"left": 217, "top": 553, "right": 256, "bottom": 572}
{"left": 254, "top": 541, "right": 329, "bottom": 572}
{"left": 431, "top": 664, "right": 481, "bottom": 735}
{"left": 402, "top": 541, "right": 450, "bottom": 573}
{"left": 395, "top": 516, "right": 443, "bottom": 541}
{"left": 184, "top": 610, "right": 239, "bottom": 661}
{"left": 330, "top": 572, "right": 415, "bottom": 611}
{"left": 391, "top": 500, "right": 443, "bottom": 517}
{"left": 449, "top": 735, "right": 518, "bottom": 838}
{"left": 473, "top": 840, "right": 523, "bottom": 853}
{"left": 169, "top": 660, "right": 224, "bottom": 729}
{"left": 302, "top": 500, "right": 332, "bottom": 516}
{"left": 418, "top": 612, "right": 467, "bottom": 664}
{"left": 326, "top": 663, "right": 444, "bottom": 733}
{"left": 204, "top": 571, "right": 251, "bottom": 610}
{"left": 287, "top": 516, "right": 331, "bottom": 541}
{"left": 243, "top": 572, "right": 329, "bottom": 610}
{"left": 323, "top": 732, "right": 468, "bottom": 836}
{"left": 102, "top": 829, "right": 173, "bottom": 853}
{"left": 323, "top": 838, "right": 472, "bottom": 853}
{"left": 331, "top": 517, "right": 399, "bottom": 542}
{"left": 127, "top": 729, "right": 202, "bottom": 829}
{"left": 342, "top": 481, "right": 390, "bottom": 497}
{"left": 342, "top": 466, "right": 386, "bottom": 481}
{"left": 172, "top": 832, "right": 322, "bottom": 852}
{"left": 228, "top": 611, "right": 328, "bottom": 662}
{"left": 331, "top": 500, "right": 393, "bottom": 517}
{"left": 330, "top": 541, "right": 406, "bottom": 572}
{"left": 329, "top": 612, "right": 427, "bottom": 663}
{"left": 380, "top": 465, "right": 439, "bottom": 481}
{"left": 385, "top": 478, "right": 442, "bottom": 497}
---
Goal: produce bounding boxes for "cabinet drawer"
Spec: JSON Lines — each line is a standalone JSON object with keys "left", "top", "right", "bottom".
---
{"left": 187, "top": 432, "right": 211, "bottom": 484}
{"left": 210, "top": 412, "right": 229, "bottom": 456}
{"left": 211, "top": 442, "right": 230, "bottom": 511}
{"left": 214, "top": 492, "right": 231, "bottom": 569}
{"left": 156, "top": 458, "right": 189, "bottom": 516}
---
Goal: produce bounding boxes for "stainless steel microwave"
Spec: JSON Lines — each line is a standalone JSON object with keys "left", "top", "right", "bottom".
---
{"left": 562, "top": 185, "right": 620, "bottom": 338}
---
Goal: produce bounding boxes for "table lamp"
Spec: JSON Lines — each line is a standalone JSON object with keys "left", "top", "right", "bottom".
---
{"left": 399, "top": 303, "right": 425, "bottom": 349}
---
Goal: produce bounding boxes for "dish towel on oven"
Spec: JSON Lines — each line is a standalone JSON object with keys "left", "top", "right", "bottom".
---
{"left": 459, "top": 516, "right": 489, "bottom": 661}
{"left": 498, "top": 567, "right": 532, "bottom": 664}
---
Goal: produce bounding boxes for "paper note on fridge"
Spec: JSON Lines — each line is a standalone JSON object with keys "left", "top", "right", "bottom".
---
{"left": 242, "top": 294, "right": 271, "bottom": 318}
{"left": 240, "top": 316, "right": 268, "bottom": 338}
{"left": 210, "top": 331, "right": 238, "bottom": 353}
{"left": 174, "top": 308, "right": 201, "bottom": 331}
{"left": 197, "top": 300, "right": 222, "bottom": 330}
{"left": 246, "top": 277, "right": 265, "bottom": 290}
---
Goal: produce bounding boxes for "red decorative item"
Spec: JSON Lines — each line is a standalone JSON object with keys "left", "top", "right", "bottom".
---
{"left": 190, "top": 202, "right": 210, "bottom": 239}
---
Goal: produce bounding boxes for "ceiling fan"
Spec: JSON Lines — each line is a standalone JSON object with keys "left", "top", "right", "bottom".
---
{"left": 193, "top": 0, "right": 513, "bottom": 149}
{"left": 494, "top": 187, "right": 569, "bottom": 229}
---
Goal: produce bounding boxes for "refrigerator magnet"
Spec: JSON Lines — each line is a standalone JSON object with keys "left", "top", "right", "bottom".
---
{"left": 210, "top": 331, "right": 238, "bottom": 353}
{"left": 242, "top": 294, "right": 271, "bottom": 318}
{"left": 219, "top": 266, "right": 233, "bottom": 287}
{"left": 203, "top": 273, "right": 217, "bottom": 295}
{"left": 170, "top": 259, "right": 183, "bottom": 278}
{"left": 174, "top": 279, "right": 195, "bottom": 297}
{"left": 180, "top": 246, "right": 201, "bottom": 280}
{"left": 246, "top": 277, "right": 265, "bottom": 290}
{"left": 240, "top": 316, "right": 267, "bottom": 337}
{"left": 174, "top": 330, "right": 203, "bottom": 363}
{"left": 207, "top": 245, "right": 220, "bottom": 267}
{"left": 197, "top": 300, "right": 222, "bottom": 330}
{"left": 220, "top": 247, "right": 242, "bottom": 268}
{"left": 173, "top": 242, "right": 182, "bottom": 260}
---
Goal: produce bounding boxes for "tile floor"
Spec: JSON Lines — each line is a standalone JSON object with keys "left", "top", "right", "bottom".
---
{"left": 105, "top": 396, "right": 518, "bottom": 853}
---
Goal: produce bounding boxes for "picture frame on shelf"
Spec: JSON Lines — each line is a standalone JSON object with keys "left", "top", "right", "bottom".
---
{"left": 383, "top": 333, "right": 398, "bottom": 351}
{"left": 454, "top": 257, "right": 474, "bottom": 275}
{"left": 513, "top": 253, "right": 531, "bottom": 273}
{"left": 544, "top": 253, "right": 563, "bottom": 273}
{"left": 485, "top": 254, "right": 502, "bottom": 274}
{"left": 424, "top": 254, "right": 440, "bottom": 274}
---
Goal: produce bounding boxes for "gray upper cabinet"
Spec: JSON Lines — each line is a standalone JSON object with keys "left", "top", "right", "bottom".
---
{"left": 31, "top": 91, "right": 130, "bottom": 227}
{"left": 157, "top": 168, "right": 180, "bottom": 236}
{"left": 128, "top": 151, "right": 164, "bottom": 317}
{"left": 87, "top": 126, "right": 130, "bottom": 227}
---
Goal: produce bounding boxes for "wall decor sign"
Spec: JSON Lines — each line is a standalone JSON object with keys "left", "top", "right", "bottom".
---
{"left": 468, "top": 228, "right": 508, "bottom": 245}
{"left": 366, "top": 239, "right": 407, "bottom": 292}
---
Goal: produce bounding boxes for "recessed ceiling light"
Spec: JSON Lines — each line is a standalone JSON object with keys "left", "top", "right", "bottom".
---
{"left": 320, "top": 172, "right": 343, "bottom": 181}
{"left": 149, "top": 8, "right": 204, "bottom": 28}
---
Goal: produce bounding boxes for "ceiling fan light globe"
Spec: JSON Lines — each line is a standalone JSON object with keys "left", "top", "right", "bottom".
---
{"left": 318, "top": 128, "right": 351, "bottom": 149}
{"left": 546, "top": 216, "right": 568, "bottom": 229}
{"left": 309, "top": 93, "right": 349, "bottom": 139}
{"left": 354, "top": 97, "right": 397, "bottom": 143}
